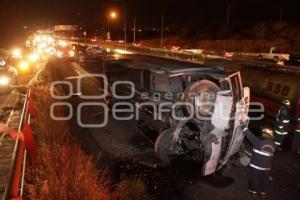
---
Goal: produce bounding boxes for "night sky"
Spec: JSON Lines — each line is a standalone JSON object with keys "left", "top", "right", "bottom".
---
{"left": 0, "top": 0, "right": 299, "bottom": 46}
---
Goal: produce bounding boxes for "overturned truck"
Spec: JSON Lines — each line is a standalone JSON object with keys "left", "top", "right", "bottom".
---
{"left": 103, "top": 56, "right": 250, "bottom": 175}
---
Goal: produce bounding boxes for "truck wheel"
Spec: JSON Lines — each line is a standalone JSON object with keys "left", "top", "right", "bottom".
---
{"left": 273, "top": 56, "right": 279, "bottom": 62}
{"left": 184, "top": 80, "right": 220, "bottom": 116}
{"left": 155, "top": 129, "right": 174, "bottom": 164}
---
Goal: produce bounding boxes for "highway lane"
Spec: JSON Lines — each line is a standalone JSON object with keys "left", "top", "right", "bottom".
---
{"left": 68, "top": 38, "right": 300, "bottom": 75}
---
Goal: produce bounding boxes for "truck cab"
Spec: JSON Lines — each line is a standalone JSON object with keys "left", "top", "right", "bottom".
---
{"left": 104, "top": 54, "right": 250, "bottom": 175}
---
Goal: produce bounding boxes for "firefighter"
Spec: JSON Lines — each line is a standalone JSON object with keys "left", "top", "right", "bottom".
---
{"left": 292, "top": 113, "right": 300, "bottom": 153}
{"left": 240, "top": 115, "right": 276, "bottom": 196}
{"left": 274, "top": 100, "right": 291, "bottom": 150}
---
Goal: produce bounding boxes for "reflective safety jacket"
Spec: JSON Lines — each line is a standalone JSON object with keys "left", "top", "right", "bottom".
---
{"left": 275, "top": 106, "right": 291, "bottom": 135}
{"left": 242, "top": 127, "right": 276, "bottom": 171}
{"left": 295, "top": 114, "right": 300, "bottom": 133}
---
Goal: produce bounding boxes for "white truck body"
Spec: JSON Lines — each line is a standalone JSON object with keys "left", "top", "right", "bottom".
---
{"left": 257, "top": 47, "right": 290, "bottom": 61}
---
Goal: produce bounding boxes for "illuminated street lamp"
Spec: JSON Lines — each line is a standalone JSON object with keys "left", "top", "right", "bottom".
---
{"left": 110, "top": 12, "right": 117, "bottom": 19}
{"left": 12, "top": 48, "right": 22, "bottom": 58}
{"left": 107, "top": 11, "right": 117, "bottom": 40}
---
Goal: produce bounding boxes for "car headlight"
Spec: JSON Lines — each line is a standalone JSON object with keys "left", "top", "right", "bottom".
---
{"left": 12, "top": 48, "right": 22, "bottom": 58}
{"left": 56, "top": 51, "right": 63, "bottom": 58}
{"left": 0, "top": 76, "right": 10, "bottom": 86}
{"left": 19, "top": 61, "right": 29, "bottom": 71}
{"left": 28, "top": 53, "right": 40, "bottom": 62}
{"left": 184, "top": 80, "right": 220, "bottom": 116}
{"left": 58, "top": 40, "right": 68, "bottom": 47}
{"left": 0, "top": 59, "right": 6, "bottom": 66}
{"left": 68, "top": 50, "right": 75, "bottom": 57}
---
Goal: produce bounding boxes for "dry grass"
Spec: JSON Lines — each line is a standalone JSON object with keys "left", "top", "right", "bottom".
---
{"left": 25, "top": 84, "right": 109, "bottom": 200}
{"left": 24, "top": 66, "right": 152, "bottom": 200}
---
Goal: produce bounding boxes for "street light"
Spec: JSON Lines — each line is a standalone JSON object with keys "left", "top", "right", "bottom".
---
{"left": 110, "top": 12, "right": 117, "bottom": 19}
{"left": 107, "top": 11, "right": 117, "bottom": 40}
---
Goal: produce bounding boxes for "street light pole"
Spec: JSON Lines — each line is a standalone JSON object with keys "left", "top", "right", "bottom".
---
{"left": 107, "top": 11, "right": 116, "bottom": 40}
{"left": 107, "top": 15, "right": 110, "bottom": 33}
{"left": 280, "top": 8, "right": 283, "bottom": 22}
{"left": 133, "top": 17, "right": 136, "bottom": 44}
{"left": 226, "top": 4, "right": 230, "bottom": 25}
{"left": 160, "top": 15, "right": 164, "bottom": 48}
{"left": 124, "top": 0, "right": 127, "bottom": 50}
{"left": 107, "top": 15, "right": 110, "bottom": 40}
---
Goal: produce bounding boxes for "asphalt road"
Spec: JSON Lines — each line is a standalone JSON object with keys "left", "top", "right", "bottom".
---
{"left": 46, "top": 55, "right": 300, "bottom": 200}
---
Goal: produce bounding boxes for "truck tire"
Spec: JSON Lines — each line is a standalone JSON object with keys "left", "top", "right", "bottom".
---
{"left": 273, "top": 56, "right": 279, "bottom": 62}
{"left": 184, "top": 80, "right": 220, "bottom": 116}
{"left": 155, "top": 129, "right": 174, "bottom": 164}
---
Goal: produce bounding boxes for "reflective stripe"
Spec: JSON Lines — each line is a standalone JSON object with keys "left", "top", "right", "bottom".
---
{"left": 250, "top": 164, "right": 271, "bottom": 171}
{"left": 274, "top": 141, "right": 281, "bottom": 145}
{"left": 278, "top": 126, "right": 284, "bottom": 129}
{"left": 296, "top": 130, "right": 300, "bottom": 133}
{"left": 276, "top": 118, "right": 290, "bottom": 123}
{"left": 243, "top": 127, "right": 248, "bottom": 132}
{"left": 275, "top": 130, "right": 288, "bottom": 135}
{"left": 244, "top": 150, "right": 252, "bottom": 156}
{"left": 248, "top": 190, "right": 257, "bottom": 194}
{"left": 253, "top": 148, "right": 273, "bottom": 157}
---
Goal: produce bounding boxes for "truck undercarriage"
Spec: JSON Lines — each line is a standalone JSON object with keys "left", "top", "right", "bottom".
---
{"left": 103, "top": 55, "right": 250, "bottom": 175}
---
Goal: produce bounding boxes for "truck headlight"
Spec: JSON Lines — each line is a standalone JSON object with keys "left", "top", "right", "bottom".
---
{"left": 68, "top": 50, "right": 75, "bottom": 57}
{"left": 28, "top": 53, "right": 40, "bottom": 62}
{"left": 12, "top": 48, "right": 22, "bottom": 58}
{"left": 0, "top": 59, "right": 6, "bottom": 66}
{"left": 184, "top": 80, "right": 220, "bottom": 117}
{"left": 56, "top": 51, "right": 63, "bottom": 58}
{"left": 194, "top": 90, "right": 216, "bottom": 116}
{"left": 19, "top": 61, "right": 29, "bottom": 71}
{"left": 0, "top": 76, "right": 10, "bottom": 86}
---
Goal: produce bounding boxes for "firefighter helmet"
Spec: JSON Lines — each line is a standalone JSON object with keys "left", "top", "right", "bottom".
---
{"left": 282, "top": 99, "right": 291, "bottom": 106}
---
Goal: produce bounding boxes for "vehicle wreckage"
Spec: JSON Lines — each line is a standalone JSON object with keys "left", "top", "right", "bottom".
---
{"left": 102, "top": 54, "right": 250, "bottom": 175}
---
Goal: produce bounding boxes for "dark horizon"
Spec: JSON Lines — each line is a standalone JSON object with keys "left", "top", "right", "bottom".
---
{"left": 0, "top": 0, "right": 299, "bottom": 47}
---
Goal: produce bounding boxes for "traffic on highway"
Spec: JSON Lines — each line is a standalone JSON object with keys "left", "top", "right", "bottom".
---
{"left": 0, "top": 1, "right": 299, "bottom": 200}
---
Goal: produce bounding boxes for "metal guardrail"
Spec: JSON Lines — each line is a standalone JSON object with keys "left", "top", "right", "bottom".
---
{"left": 95, "top": 40, "right": 300, "bottom": 75}
{"left": 2, "top": 88, "right": 30, "bottom": 200}
{"left": 1, "top": 65, "right": 44, "bottom": 200}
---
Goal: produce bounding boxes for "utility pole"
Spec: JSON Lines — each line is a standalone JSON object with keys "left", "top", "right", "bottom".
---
{"left": 124, "top": 0, "right": 127, "bottom": 50}
{"left": 226, "top": 4, "right": 230, "bottom": 25}
{"left": 133, "top": 17, "right": 136, "bottom": 44}
{"left": 160, "top": 15, "right": 164, "bottom": 48}
{"left": 107, "top": 14, "right": 110, "bottom": 40}
{"left": 280, "top": 8, "right": 283, "bottom": 22}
